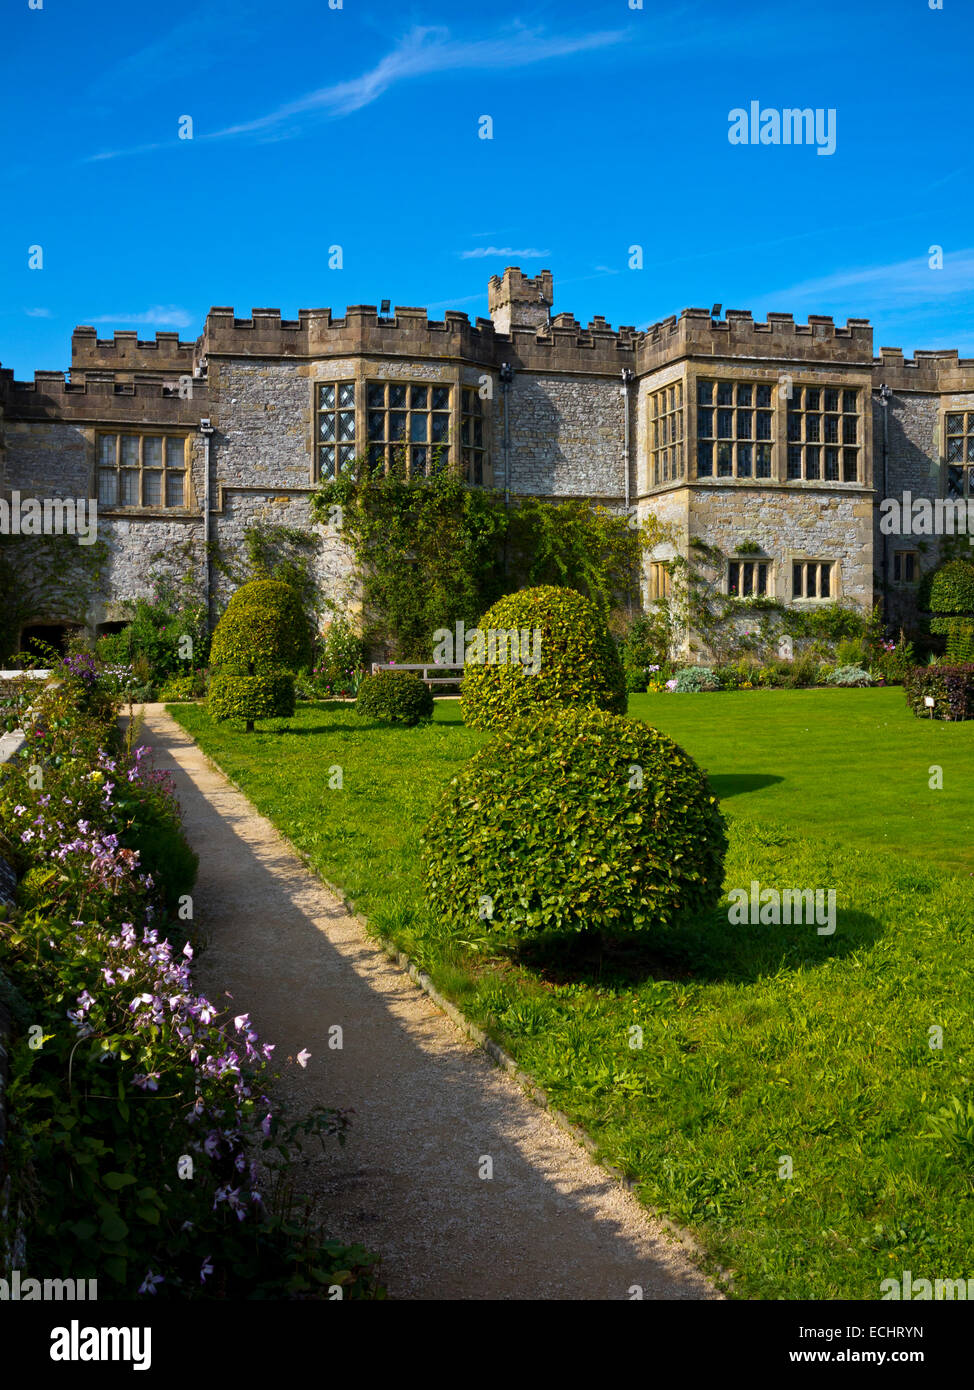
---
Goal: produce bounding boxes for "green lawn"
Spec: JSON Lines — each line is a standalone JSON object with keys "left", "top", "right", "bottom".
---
{"left": 169, "top": 691, "right": 974, "bottom": 1300}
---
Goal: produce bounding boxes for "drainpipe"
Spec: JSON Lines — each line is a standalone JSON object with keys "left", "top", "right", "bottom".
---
{"left": 199, "top": 418, "right": 214, "bottom": 631}
{"left": 499, "top": 362, "right": 513, "bottom": 508}
{"left": 621, "top": 367, "right": 636, "bottom": 615}
{"left": 620, "top": 368, "right": 635, "bottom": 514}
{"left": 877, "top": 384, "right": 891, "bottom": 620}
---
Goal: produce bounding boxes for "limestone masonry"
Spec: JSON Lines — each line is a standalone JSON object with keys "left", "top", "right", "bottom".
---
{"left": 1, "top": 266, "right": 972, "bottom": 650}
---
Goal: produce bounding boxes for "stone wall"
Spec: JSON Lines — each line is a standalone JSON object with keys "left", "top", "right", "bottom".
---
{"left": 505, "top": 372, "right": 625, "bottom": 499}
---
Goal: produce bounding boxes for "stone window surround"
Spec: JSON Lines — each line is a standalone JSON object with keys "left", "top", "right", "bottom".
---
{"left": 789, "top": 554, "right": 839, "bottom": 602}
{"left": 892, "top": 549, "right": 919, "bottom": 585}
{"left": 87, "top": 427, "right": 196, "bottom": 514}
{"left": 649, "top": 381, "right": 685, "bottom": 486}
{"left": 643, "top": 367, "right": 873, "bottom": 493}
{"left": 726, "top": 556, "right": 772, "bottom": 599}
{"left": 944, "top": 406, "right": 974, "bottom": 498}
{"left": 310, "top": 361, "right": 493, "bottom": 486}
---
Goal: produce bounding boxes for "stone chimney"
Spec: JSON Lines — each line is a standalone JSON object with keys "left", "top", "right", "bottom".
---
{"left": 488, "top": 267, "right": 554, "bottom": 335}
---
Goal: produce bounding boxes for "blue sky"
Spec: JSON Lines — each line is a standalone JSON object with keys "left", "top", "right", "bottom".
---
{"left": 2, "top": 0, "right": 972, "bottom": 376}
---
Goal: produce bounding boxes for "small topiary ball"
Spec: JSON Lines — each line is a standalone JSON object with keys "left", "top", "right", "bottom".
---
{"left": 211, "top": 580, "right": 312, "bottom": 673}
{"left": 355, "top": 670, "right": 434, "bottom": 725}
{"left": 460, "top": 586, "right": 626, "bottom": 730}
{"left": 421, "top": 706, "right": 726, "bottom": 938}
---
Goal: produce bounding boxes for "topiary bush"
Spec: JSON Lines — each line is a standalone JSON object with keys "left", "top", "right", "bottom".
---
{"left": 208, "top": 670, "right": 295, "bottom": 728}
{"left": 421, "top": 706, "right": 727, "bottom": 939}
{"left": 211, "top": 580, "right": 312, "bottom": 674}
{"left": 929, "top": 560, "right": 974, "bottom": 628}
{"left": 355, "top": 670, "right": 433, "bottom": 725}
{"left": 460, "top": 586, "right": 626, "bottom": 730}
{"left": 674, "top": 666, "right": 721, "bottom": 693}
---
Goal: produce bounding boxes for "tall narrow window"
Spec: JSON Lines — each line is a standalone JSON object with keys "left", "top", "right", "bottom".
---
{"left": 318, "top": 381, "right": 356, "bottom": 480}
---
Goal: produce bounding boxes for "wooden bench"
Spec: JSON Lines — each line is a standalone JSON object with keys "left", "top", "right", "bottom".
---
{"left": 371, "top": 662, "right": 464, "bottom": 689}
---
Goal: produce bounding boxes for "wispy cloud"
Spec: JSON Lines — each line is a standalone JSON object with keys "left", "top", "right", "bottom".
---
{"left": 87, "top": 3, "right": 261, "bottom": 99}
{"left": 24, "top": 307, "right": 52, "bottom": 318}
{"left": 86, "top": 306, "right": 193, "bottom": 328}
{"left": 460, "top": 246, "right": 550, "bottom": 260}
{"left": 760, "top": 250, "right": 974, "bottom": 313}
{"left": 84, "top": 23, "right": 624, "bottom": 162}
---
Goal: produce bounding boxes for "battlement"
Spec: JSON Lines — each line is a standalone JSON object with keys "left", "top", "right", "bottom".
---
{"left": 71, "top": 326, "right": 199, "bottom": 374}
{"left": 637, "top": 306, "right": 875, "bottom": 373}
{"left": 488, "top": 266, "right": 554, "bottom": 336}
{"left": 201, "top": 298, "right": 638, "bottom": 374}
{"left": 1, "top": 368, "right": 209, "bottom": 425}
{"left": 872, "top": 345, "right": 974, "bottom": 392}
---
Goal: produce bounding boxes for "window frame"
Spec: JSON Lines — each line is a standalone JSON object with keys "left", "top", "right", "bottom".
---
{"left": 792, "top": 558, "right": 837, "bottom": 601}
{"left": 94, "top": 431, "right": 190, "bottom": 512}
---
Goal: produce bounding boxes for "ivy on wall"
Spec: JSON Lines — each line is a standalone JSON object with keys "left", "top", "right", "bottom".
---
{"left": 310, "top": 464, "right": 649, "bottom": 661}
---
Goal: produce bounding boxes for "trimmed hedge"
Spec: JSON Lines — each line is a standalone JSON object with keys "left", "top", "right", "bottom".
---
{"left": 211, "top": 580, "right": 312, "bottom": 674}
{"left": 929, "top": 560, "right": 974, "bottom": 626}
{"left": 460, "top": 586, "right": 626, "bottom": 730}
{"left": 421, "top": 706, "right": 727, "bottom": 938}
{"left": 355, "top": 670, "right": 433, "bottom": 725}
{"left": 904, "top": 664, "right": 974, "bottom": 721}
{"left": 208, "top": 670, "right": 295, "bottom": 724}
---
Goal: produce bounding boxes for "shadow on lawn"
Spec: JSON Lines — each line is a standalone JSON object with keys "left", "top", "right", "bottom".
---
{"left": 514, "top": 902, "right": 882, "bottom": 989}
{"left": 709, "top": 773, "right": 784, "bottom": 799}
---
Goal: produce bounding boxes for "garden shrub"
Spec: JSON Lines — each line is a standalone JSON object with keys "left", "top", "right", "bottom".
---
{"left": 355, "top": 670, "right": 433, "bottom": 725}
{"left": 208, "top": 670, "right": 295, "bottom": 725}
{"left": 211, "top": 580, "right": 312, "bottom": 674}
{"left": 827, "top": 665, "right": 872, "bottom": 687}
{"left": 945, "top": 621, "right": 974, "bottom": 664}
{"left": 421, "top": 706, "right": 727, "bottom": 938}
{"left": 159, "top": 672, "right": 205, "bottom": 701}
{"left": 460, "top": 586, "right": 627, "bottom": 730}
{"left": 904, "top": 663, "right": 974, "bottom": 720}
{"left": 674, "top": 666, "right": 721, "bottom": 693}
{"left": 928, "top": 560, "right": 974, "bottom": 628}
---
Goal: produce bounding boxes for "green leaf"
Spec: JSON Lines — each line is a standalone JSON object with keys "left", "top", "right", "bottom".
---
{"left": 102, "top": 1171, "right": 138, "bottom": 1190}
{"left": 100, "top": 1211, "right": 129, "bottom": 1242}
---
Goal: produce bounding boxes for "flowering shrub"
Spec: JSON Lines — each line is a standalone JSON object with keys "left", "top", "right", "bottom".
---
{"left": 0, "top": 669, "right": 382, "bottom": 1298}
{"left": 904, "top": 663, "right": 974, "bottom": 721}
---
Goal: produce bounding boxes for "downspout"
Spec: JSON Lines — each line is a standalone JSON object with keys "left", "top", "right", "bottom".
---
{"left": 621, "top": 367, "right": 635, "bottom": 614}
{"left": 500, "top": 362, "right": 513, "bottom": 508}
{"left": 200, "top": 419, "right": 214, "bottom": 631}
{"left": 877, "top": 384, "right": 891, "bottom": 619}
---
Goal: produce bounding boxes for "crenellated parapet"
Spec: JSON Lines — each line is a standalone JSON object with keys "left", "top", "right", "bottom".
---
{"left": 201, "top": 299, "right": 638, "bottom": 375}
{"left": 71, "top": 326, "right": 200, "bottom": 376}
{"left": 0, "top": 368, "right": 210, "bottom": 425}
{"left": 637, "top": 307, "right": 875, "bottom": 374}
{"left": 872, "top": 346, "right": 974, "bottom": 393}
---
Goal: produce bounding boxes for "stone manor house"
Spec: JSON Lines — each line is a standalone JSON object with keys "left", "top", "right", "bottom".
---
{"left": 1, "top": 266, "right": 972, "bottom": 652}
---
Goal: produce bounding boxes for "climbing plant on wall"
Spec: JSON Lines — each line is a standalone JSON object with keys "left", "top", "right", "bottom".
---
{"left": 311, "top": 461, "right": 648, "bottom": 660}
{"left": 0, "top": 533, "right": 109, "bottom": 662}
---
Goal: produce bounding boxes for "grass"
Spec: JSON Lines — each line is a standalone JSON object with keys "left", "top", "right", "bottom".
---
{"left": 169, "top": 691, "right": 974, "bottom": 1299}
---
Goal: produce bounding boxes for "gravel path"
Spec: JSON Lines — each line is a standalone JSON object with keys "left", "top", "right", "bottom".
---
{"left": 139, "top": 704, "right": 721, "bottom": 1301}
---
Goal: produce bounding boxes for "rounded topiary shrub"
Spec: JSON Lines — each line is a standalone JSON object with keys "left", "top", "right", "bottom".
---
{"left": 355, "top": 670, "right": 433, "bottom": 725}
{"left": 421, "top": 706, "right": 727, "bottom": 938}
{"left": 929, "top": 560, "right": 974, "bottom": 629}
{"left": 210, "top": 580, "right": 312, "bottom": 673}
{"left": 208, "top": 670, "right": 295, "bottom": 726}
{"left": 460, "top": 586, "right": 626, "bottom": 730}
